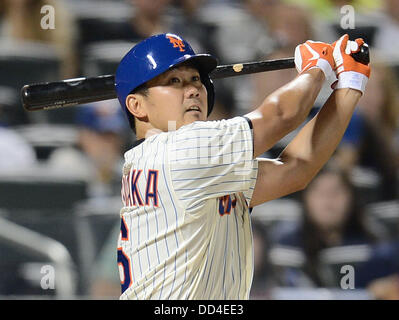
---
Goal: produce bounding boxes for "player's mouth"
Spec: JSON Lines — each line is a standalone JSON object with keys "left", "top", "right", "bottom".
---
{"left": 185, "top": 105, "right": 201, "bottom": 113}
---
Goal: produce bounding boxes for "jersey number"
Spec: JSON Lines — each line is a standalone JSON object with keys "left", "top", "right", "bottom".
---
{"left": 219, "top": 195, "right": 237, "bottom": 216}
{"left": 117, "top": 217, "right": 132, "bottom": 293}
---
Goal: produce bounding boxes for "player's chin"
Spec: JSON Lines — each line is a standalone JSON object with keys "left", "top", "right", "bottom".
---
{"left": 184, "top": 110, "right": 206, "bottom": 122}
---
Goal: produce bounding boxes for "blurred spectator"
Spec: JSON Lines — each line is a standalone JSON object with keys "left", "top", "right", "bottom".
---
{"left": 251, "top": 48, "right": 298, "bottom": 110}
{"left": 77, "top": 0, "right": 172, "bottom": 46}
{"left": 128, "top": 0, "right": 172, "bottom": 39}
{"left": 334, "top": 61, "right": 399, "bottom": 201}
{"left": 129, "top": 0, "right": 216, "bottom": 58}
{"left": 367, "top": 274, "right": 399, "bottom": 300}
{"left": 250, "top": 219, "right": 275, "bottom": 299}
{"left": 47, "top": 100, "right": 129, "bottom": 198}
{"left": 206, "top": 0, "right": 275, "bottom": 64}
{"left": 250, "top": 2, "right": 315, "bottom": 109}
{"left": 169, "top": 0, "right": 217, "bottom": 54}
{"left": 201, "top": 0, "right": 277, "bottom": 115}
{"left": 0, "top": 0, "right": 79, "bottom": 78}
{"left": 266, "top": 2, "right": 314, "bottom": 53}
{"left": 248, "top": 2, "right": 321, "bottom": 155}
{"left": 269, "top": 164, "right": 399, "bottom": 292}
{"left": 373, "top": 0, "right": 399, "bottom": 62}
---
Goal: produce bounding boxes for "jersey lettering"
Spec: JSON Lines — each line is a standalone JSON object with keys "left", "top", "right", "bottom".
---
{"left": 131, "top": 169, "right": 144, "bottom": 206}
{"left": 121, "top": 168, "right": 159, "bottom": 207}
{"left": 145, "top": 170, "right": 159, "bottom": 206}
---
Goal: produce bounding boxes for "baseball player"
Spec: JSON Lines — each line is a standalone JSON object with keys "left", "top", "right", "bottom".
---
{"left": 114, "top": 33, "right": 370, "bottom": 299}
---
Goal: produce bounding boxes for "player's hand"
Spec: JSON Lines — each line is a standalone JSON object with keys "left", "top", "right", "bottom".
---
{"left": 294, "top": 40, "right": 336, "bottom": 83}
{"left": 332, "top": 34, "right": 371, "bottom": 94}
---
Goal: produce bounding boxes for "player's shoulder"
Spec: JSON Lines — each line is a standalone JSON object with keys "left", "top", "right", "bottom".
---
{"left": 123, "top": 133, "right": 169, "bottom": 163}
{"left": 176, "top": 116, "right": 251, "bottom": 136}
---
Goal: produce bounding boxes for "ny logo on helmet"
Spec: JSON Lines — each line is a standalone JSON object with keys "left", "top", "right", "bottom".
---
{"left": 167, "top": 35, "right": 186, "bottom": 52}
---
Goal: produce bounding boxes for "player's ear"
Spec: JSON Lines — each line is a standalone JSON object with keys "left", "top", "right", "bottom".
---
{"left": 125, "top": 93, "right": 148, "bottom": 119}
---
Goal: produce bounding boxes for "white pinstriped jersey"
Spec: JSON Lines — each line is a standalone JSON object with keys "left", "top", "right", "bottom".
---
{"left": 117, "top": 116, "right": 258, "bottom": 299}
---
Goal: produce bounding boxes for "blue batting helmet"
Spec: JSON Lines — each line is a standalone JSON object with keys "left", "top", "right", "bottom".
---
{"left": 115, "top": 33, "right": 218, "bottom": 129}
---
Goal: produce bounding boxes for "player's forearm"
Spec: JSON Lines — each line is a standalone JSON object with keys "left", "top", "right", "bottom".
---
{"left": 247, "top": 68, "right": 325, "bottom": 157}
{"left": 265, "top": 68, "right": 325, "bottom": 124}
{"left": 278, "top": 88, "right": 362, "bottom": 189}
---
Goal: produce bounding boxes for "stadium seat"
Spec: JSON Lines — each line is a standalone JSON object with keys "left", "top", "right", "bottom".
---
{"left": 365, "top": 200, "right": 399, "bottom": 239}
{"left": 0, "top": 166, "right": 88, "bottom": 295}
{"left": 82, "top": 41, "right": 134, "bottom": 77}
{"left": 0, "top": 40, "right": 61, "bottom": 91}
{"left": 14, "top": 124, "right": 78, "bottom": 161}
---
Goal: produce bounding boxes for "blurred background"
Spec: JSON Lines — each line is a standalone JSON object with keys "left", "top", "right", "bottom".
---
{"left": 0, "top": 0, "right": 398, "bottom": 300}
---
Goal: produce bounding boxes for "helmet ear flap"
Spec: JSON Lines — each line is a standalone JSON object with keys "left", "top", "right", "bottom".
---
{"left": 200, "top": 73, "right": 215, "bottom": 116}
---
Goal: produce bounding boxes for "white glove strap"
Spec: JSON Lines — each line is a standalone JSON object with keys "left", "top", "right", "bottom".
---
{"left": 335, "top": 71, "right": 368, "bottom": 94}
{"left": 309, "top": 59, "right": 336, "bottom": 87}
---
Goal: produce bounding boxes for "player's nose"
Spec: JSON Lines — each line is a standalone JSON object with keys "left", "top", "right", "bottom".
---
{"left": 184, "top": 83, "right": 201, "bottom": 99}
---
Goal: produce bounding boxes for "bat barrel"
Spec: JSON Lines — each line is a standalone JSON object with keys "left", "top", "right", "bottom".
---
{"left": 21, "top": 75, "right": 116, "bottom": 111}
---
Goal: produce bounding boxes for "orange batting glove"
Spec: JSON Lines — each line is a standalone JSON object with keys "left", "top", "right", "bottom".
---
{"left": 294, "top": 40, "right": 336, "bottom": 84}
{"left": 332, "top": 34, "right": 371, "bottom": 94}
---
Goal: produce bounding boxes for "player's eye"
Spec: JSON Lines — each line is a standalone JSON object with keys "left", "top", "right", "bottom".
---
{"left": 169, "top": 77, "right": 181, "bottom": 84}
{"left": 192, "top": 75, "right": 200, "bottom": 82}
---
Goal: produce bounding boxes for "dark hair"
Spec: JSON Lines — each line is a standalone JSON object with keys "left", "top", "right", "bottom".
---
{"left": 300, "top": 164, "right": 378, "bottom": 285}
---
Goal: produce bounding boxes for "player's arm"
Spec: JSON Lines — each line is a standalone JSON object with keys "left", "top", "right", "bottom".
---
{"left": 250, "top": 88, "right": 361, "bottom": 206}
{"left": 249, "top": 34, "right": 371, "bottom": 207}
{"left": 245, "top": 40, "right": 336, "bottom": 158}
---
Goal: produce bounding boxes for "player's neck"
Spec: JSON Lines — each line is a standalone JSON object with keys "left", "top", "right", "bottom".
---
{"left": 136, "top": 122, "right": 163, "bottom": 140}
{"left": 136, "top": 120, "right": 184, "bottom": 140}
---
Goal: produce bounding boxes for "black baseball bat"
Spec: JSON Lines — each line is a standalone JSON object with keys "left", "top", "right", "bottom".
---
{"left": 21, "top": 45, "right": 369, "bottom": 112}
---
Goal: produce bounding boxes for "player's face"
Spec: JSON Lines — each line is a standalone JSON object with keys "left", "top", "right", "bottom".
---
{"left": 141, "top": 66, "right": 208, "bottom": 132}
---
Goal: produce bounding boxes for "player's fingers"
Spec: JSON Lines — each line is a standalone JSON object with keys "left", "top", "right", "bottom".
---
{"left": 295, "top": 43, "right": 317, "bottom": 73}
{"left": 344, "top": 38, "right": 364, "bottom": 56}
{"left": 294, "top": 44, "right": 303, "bottom": 73}
{"left": 345, "top": 41, "right": 357, "bottom": 54}
{"left": 338, "top": 34, "right": 349, "bottom": 49}
{"left": 333, "top": 34, "right": 348, "bottom": 68}
{"left": 304, "top": 43, "right": 320, "bottom": 59}
{"left": 354, "top": 38, "right": 365, "bottom": 51}
{"left": 305, "top": 40, "right": 326, "bottom": 46}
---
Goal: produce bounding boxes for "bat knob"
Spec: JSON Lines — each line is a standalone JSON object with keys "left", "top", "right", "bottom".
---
{"left": 351, "top": 43, "right": 369, "bottom": 65}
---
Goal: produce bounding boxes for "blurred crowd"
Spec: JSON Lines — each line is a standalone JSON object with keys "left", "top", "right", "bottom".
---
{"left": 0, "top": 0, "right": 398, "bottom": 299}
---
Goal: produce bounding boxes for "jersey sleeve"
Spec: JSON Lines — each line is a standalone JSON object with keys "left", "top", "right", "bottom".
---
{"left": 167, "top": 116, "right": 258, "bottom": 209}
{"left": 242, "top": 159, "right": 258, "bottom": 208}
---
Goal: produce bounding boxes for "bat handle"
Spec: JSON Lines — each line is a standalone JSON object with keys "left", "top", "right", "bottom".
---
{"left": 351, "top": 43, "right": 369, "bottom": 65}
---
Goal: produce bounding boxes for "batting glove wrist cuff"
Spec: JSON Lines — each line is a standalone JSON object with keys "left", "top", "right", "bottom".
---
{"left": 334, "top": 71, "right": 368, "bottom": 94}
{"left": 308, "top": 59, "right": 336, "bottom": 85}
